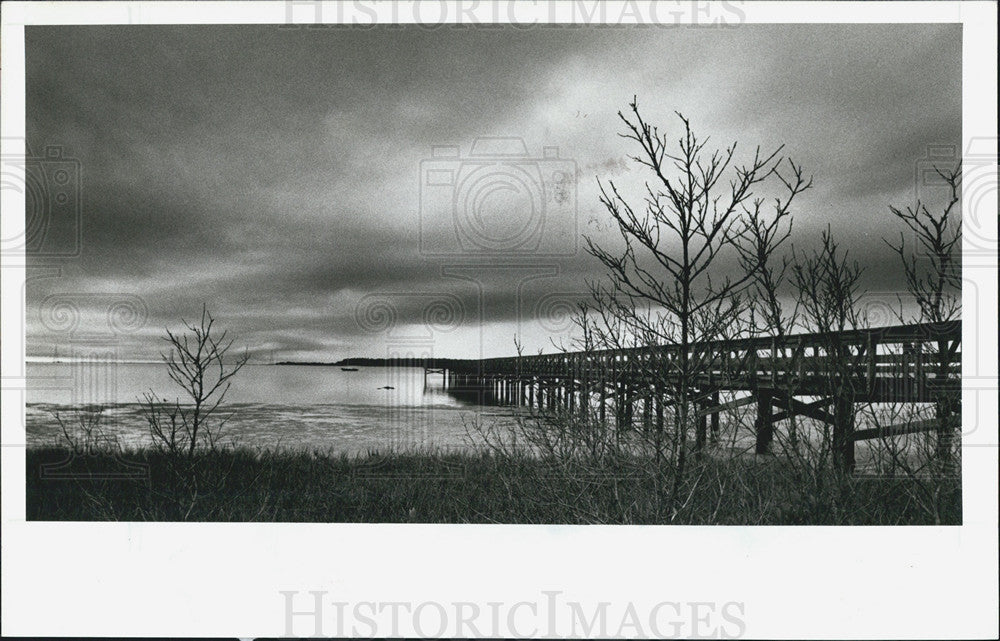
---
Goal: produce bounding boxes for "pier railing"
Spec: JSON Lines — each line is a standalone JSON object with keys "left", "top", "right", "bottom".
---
{"left": 431, "top": 320, "right": 961, "bottom": 471}
{"left": 445, "top": 320, "right": 959, "bottom": 399}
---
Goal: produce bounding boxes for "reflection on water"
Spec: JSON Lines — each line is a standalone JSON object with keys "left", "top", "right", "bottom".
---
{"left": 26, "top": 362, "right": 462, "bottom": 407}
{"left": 25, "top": 363, "right": 511, "bottom": 454}
{"left": 24, "top": 363, "right": 924, "bottom": 468}
{"left": 26, "top": 401, "right": 503, "bottom": 454}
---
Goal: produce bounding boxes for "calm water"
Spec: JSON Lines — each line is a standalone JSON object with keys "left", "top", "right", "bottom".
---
{"left": 26, "top": 362, "right": 511, "bottom": 454}
{"left": 25, "top": 363, "right": 912, "bottom": 468}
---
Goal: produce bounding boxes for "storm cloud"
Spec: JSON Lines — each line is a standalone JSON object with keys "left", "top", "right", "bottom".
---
{"left": 24, "top": 23, "right": 961, "bottom": 361}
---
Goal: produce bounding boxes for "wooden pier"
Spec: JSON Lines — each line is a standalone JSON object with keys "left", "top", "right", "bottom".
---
{"left": 426, "top": 320, "right": 961, "bottom": 471}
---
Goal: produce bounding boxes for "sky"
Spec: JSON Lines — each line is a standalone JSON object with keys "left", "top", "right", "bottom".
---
{"left": 24, "top": 23, "right": 961, "bottom": 362}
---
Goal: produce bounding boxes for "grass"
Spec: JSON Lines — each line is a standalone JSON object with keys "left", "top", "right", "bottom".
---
{"left": 26, "top": 445, "right": 960, "bottom": 524}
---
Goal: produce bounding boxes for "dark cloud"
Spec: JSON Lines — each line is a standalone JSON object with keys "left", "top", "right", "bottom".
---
{"left": 25, "top": 24, "right": 961, "bottom": 360}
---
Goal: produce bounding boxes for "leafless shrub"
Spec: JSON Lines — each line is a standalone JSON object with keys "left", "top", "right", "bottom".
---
{"left": 52, "top": 405, "right": 121, "bottom": 455}
{"left": 857, "top": 402, "right": 960, "bottom": 524}
{"left": 139, "top": 305, "right": 249, "bottom": 456}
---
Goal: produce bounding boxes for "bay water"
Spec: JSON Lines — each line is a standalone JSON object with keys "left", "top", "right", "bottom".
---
{"left": 25, "top": 362, "right": 510, "bottom": 454}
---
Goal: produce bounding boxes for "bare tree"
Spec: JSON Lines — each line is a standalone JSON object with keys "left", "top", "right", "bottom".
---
{"left": 792, "top": 227, "right": 866, "bottom": 471}
{"left": 884, "top": 163, "right": 962, "bottom": 473}
{"left": 140, "top": 305, "right": 249, "bottom": 456}
{"left": 885, "top": 164, "right": 961, "bottom": 324}
{"left": 584, "top": 98, "right": 809, "bottom": 509}
{"left": 793, "top": 226, "right": 866, "bottom": 335}
{"left": 735, "top": 173, "right": 810, "bottom": 337}
{"left": 733, "top": 181, "right": 811, "bottom": 450}
{"left": 139, "top": 392, "right": 186, "bottom": 456}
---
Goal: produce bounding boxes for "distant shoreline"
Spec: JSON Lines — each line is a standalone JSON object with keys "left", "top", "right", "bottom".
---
{"left": 276, "top": 357, "right": 456, "bottom": 367}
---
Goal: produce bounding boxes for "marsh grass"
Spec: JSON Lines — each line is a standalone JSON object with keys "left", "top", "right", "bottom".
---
{"left": 26, "top": 442, "right": 958, "bottom": 524}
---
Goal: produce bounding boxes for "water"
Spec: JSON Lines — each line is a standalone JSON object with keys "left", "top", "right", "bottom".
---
{"left": 25, "top": 362, "right": 509, "bottom": 454}
{"left": 24, "top": 363, "right": 926, "bottom": 469}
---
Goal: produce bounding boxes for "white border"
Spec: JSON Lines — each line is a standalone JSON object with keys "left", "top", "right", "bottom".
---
{"left": 2, "top": 2, "right": 997, "bottom": 639}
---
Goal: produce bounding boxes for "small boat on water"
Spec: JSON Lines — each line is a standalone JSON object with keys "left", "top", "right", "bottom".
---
{"left": 340, "top": 367, "right": 359, "bottom": 371}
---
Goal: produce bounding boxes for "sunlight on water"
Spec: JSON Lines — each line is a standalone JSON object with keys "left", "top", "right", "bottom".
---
{"left": 24, "top": 363, "right": 931, "bottom": 468}
{"left": 25, "top": 363, "right": 510, "bottom": 454}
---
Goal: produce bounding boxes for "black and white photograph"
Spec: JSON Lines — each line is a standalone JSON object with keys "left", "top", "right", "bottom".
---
{"left": 2, "top": 1, "right": 997, "bottom": 639}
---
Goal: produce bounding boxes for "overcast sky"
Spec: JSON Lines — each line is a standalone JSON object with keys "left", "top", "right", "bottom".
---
{"left": 25, "top": 24, "right": 961, "bottom": 361}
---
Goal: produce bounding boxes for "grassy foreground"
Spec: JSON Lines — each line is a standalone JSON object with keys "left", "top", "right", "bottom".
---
{"left": 26, "top": 446, "right": 960, "bottom": 524}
